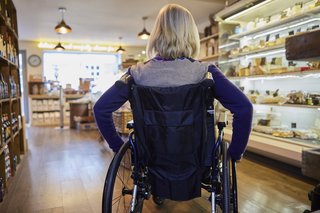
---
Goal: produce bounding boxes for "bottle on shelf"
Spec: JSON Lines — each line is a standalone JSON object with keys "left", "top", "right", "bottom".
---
{"left": 0, "top": 74, "right": 8, "bottom": 99}
{"left": 2, "top": 114, "right": 6, "bottom": 142}
{"left": 0, "top": 74, "right": 3, "bottom": 99}
{"left": 2, "top": 32, "right": 7, "bottom": 59}
{"left": 0, "top": 32, "right": 4, "bottom": 57}
{"left": 5, "top": 114, "right": 10, "bottom": 140}
{"left": 0, "top": 177, "right": 4, "bottom": 202}
{"left": 4, "top": 0, "right": 11, "bottom": 27}
{"left": 1, "top": 115, "right": 5, "bottom": 143}
{"left": 11, "top": 112, "right": 17, "bottom": 133}
{"left": 4, "top": 144, "right": 11, "bottom": 180}
{"left": 9, "top": 76, "right": 16, "bottom": 98}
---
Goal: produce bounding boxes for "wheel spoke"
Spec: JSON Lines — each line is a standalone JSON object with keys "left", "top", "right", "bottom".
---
{"left": 112, "top": 195, "right": 122, "bottom": 204}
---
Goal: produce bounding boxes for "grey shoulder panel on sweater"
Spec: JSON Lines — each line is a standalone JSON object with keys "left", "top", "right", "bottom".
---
{"left": 130, "top": 59, "right": 208, "bottom": 87}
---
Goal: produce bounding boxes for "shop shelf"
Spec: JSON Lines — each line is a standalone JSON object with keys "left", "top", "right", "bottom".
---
{"left": 0, "top": 138, "right": 11, "bottom": 155}
{"left": 32, "top": 109, "right": 60, "bottom": 113}
{"left": 229, "top": 44, "right": 285, "bottom": 58}
{"left": 253, "top": 103, "right": 320, "bottom": 110}
{"left": 228, "top": 69, "right": 320, "bottom": 80}
{"left": 0, "top": 55, "right": 18, "bottom": 68}
{"left": 228, "top": 6, "right": 320, "bottom": 40}
{"left": 0, "top": 13, "right": 18, "bottom": 40}
{"left": 200, "top": 33, "right": 219, "bottom": 43}
{"left": 29, "top": 95, "right": 60, "bottom": 99}
{"left": 224, "top": 128, "right": 318, "bottom": 167}
{"left": 199, "top": 54, "right": 220, "bottom": 62}
{"left": 13, "top": 131, "right": 19, "bottom": 139}
{"left": 1, "top": 98, "right": 10, "bottom": 103}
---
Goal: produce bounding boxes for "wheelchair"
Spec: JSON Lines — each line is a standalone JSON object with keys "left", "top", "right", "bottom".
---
{"left": 102, "top": 78, "right": 238, "bottom": 213}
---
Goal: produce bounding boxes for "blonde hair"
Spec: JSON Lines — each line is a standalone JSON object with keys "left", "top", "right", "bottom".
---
{"left": 146, "top": 4, "right": 200, "bottom": 59}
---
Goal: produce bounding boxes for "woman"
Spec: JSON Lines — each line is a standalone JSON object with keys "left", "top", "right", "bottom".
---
{"left": 94, "top": 4, "right": 253, "bottom": 161}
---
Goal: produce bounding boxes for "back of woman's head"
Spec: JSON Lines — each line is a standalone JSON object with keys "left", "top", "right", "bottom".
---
{"left": 147, "top": 4, "right": 200, "bottom": 59}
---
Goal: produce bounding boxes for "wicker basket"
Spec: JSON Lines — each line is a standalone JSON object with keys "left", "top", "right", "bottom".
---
{"left": 112, "top": 111, "right": 133, "bottom": 134}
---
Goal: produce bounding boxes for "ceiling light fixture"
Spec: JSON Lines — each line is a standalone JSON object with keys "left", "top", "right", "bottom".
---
{"left": 55, "top": 7, "right": 72, "bottom": 34}
{"left": 138, "top": 16, "right": 150, "bottom": 40}
{"left": 116, "top": 37, "right": 125, "bottom": 54}
{"left": 54, "top": 42, "right": 65, "bottom": 51}
{"left": 54, "top": 35, "right": 65, "bottom": 51}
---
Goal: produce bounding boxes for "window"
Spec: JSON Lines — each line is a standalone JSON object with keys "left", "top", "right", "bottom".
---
{"left": 43, "top": 51, "right": 121, "bottom": 92}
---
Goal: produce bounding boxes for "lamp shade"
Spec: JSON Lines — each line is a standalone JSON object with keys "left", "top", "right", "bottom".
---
{"left": 55, "top": 19, "right": 72, "bottom": 34}
{"left": 116, "top": 46, "right": 125, "bottom": 54}
{"left": 54, "top": 42, "right": 65, "bottom": 51}
{"left": 138, "top": 28, "right": 150, "bottom": 40}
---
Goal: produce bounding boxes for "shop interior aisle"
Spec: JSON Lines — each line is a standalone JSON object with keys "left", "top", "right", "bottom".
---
{"left": 0, "top": 127, "right": 314, "bottom": 213}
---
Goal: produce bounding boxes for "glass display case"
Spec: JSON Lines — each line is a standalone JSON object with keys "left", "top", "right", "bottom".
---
{"left": 214, "top": 0, "right": 320, "bottom": 167}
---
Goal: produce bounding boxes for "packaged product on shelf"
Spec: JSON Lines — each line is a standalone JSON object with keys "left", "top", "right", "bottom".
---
{"left": 254, "top": 89, "right": 287, "bottom": 105}
{"left": 286, "top": 91, "right": 306, "bottom": 104}
{"left": 272, "top": 129, "right": 294, "bottom": 138}
{"left": 253, "top": 125, "right": 274, "bottom": 134}
{"left": 43, "top": 100, "right": 48, "bottom": 111}
{"left": 54, "top": 112, "right": 60, "bottom": 123}
{"left": 245, "top": 21, "right": 255, "bottom": 32}
{"left": 49, "top": 113, "right": 55, "bottom": 123}
{"left": 247, "top": 90, "right": 260, "bottom": 103}
{"left": 4, "top": 145, "right": 11, "bottom": 180}
{"left": 256, "top": 18, "right": 268, "bottom": 28}
{"left": 38, "top": 113, "right": 44, "bottom": 124}
{"left": 293, "top": 129, "right": 318, "bottom": 140}
{"left": 44, "top": 113, "right": 50, "bottom": 124}
{"left": 270, "top": 13, "right": 282, "bottom": 23}
{"left": 291, "top": 2, "right": 304, "bottom": 15}
{"left": 32, "top": 113, "right": 38, "bottom": 124}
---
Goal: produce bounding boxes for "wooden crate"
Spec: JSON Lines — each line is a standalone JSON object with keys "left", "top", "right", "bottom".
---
{"left": 112, "top": 111, "right": 133, "bottom": 134}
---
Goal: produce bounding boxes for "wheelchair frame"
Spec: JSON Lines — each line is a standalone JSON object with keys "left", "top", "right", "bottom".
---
{"left": 102, "top": 118, "right": 238, "bottom": 213}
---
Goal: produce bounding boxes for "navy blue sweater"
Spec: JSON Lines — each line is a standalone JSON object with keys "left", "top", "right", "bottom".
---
{"left": 93, "top": 60, "right": 253, "bottom": 160}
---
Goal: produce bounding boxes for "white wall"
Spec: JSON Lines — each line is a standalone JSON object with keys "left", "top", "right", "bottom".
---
{"left": 19, "top": 40, "right": 146, "bottom": 81}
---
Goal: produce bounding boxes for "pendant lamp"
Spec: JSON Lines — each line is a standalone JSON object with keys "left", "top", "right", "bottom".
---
{"left": 138, "top": 17, "right": 150, "bottom": 40}
{"left": 116, "top": 37, "right": 125, "bottom": 54}
{"left": 55, "top": 7, "right": 72, "bottom": 34}
{"left": 54, "top": 42, "right": 65, "bottom": 51}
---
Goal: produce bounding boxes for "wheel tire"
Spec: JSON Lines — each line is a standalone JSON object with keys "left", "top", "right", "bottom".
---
{"left": 152, "top": 195, "right": 164, "bottom": 206}
{"left": 222, "top": 142, "right": 231, "bottom": 213}
{"left": 102, "top": 141, "right": 144, "bottom": 213}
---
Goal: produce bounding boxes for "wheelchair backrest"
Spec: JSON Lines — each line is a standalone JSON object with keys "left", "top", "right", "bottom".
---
{"left": 128, "top": 77, "right": 215, "bottom": 200}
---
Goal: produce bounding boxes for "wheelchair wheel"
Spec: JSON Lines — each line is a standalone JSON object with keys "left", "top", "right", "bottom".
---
{"left": 221, "top": 141, "right": 231, "bottom": 213}
{"left": 102, "top": 141, "right": 144, "bottom": 213}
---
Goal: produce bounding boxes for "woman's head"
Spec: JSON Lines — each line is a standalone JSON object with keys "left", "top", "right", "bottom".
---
{"left": 146, "top": 4, "right": 200, "bottom": 59}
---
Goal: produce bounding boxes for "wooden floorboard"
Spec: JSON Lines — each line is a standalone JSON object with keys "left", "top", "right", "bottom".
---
{"left": 0, "top": 127, "right": 314, "bottom": 213}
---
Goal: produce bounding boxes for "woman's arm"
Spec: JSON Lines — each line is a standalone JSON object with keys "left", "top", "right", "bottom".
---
{"left": 93, "top": 74, "right": 131, "bottom": 152}
{"left": 208, "top": 65, "right": 253, "bottom": 160}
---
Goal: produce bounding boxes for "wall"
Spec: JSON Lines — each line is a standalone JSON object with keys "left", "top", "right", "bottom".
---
{"left": 19, "top": 40, "right": 146, "bottom": 81}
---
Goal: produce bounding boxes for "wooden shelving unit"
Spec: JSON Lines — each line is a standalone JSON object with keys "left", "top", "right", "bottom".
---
{"left": 29, "top": 92, "right": 85, "bottom": 127}
{"left": 216, "top": 0, "right": 320, "bottom": 168}
{"left": 0, "top": 0, "right": 24, "bottom": 202}
{"left": 199, "top": 30, "right": 220, "bottom": 62}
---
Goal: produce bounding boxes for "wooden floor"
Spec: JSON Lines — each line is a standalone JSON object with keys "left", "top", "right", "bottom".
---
{"left": 0, "top": 127, "right": 314, "bottom": 213}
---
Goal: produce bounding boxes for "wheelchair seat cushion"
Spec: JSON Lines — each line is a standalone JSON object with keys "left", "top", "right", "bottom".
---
{"left": 129, "top": 81, "right": 214, "bottom": 201}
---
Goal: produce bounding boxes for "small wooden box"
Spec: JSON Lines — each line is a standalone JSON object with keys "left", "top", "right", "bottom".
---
{"left": 286, "top": 29, "right": 320, "bottom": 61}
{"left": 112, "top": 111, "right": 133, "bottom": 134}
